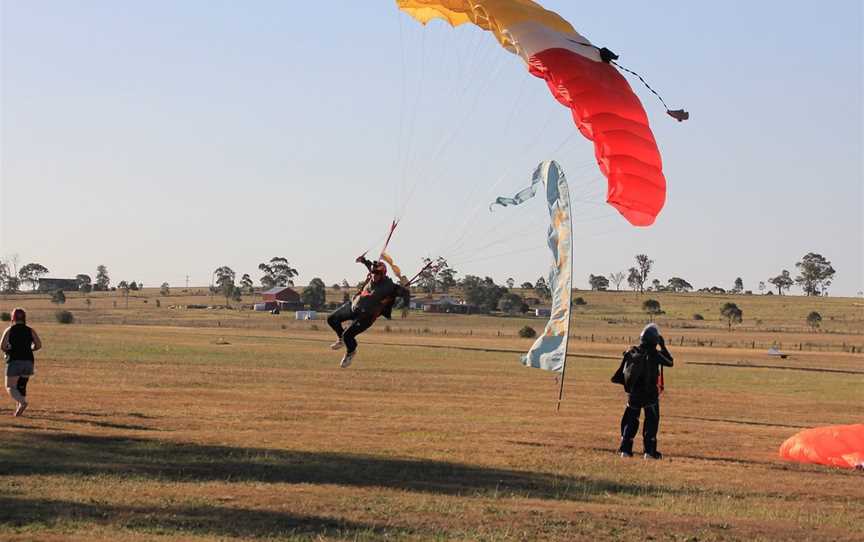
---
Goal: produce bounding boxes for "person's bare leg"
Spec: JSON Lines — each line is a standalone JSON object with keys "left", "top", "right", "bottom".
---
{"left": 5, "top": 375, "right": 26, "bottom": 415}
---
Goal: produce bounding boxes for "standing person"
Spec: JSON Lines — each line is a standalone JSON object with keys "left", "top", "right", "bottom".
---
{"left": 1, "top": 308, "right": 41, "bottom": 417}
{"left": 612, "top": 323, "right": 673, "bottom": 459}
{"left": 326, "top": 256, "right": 410, "bottom": 368}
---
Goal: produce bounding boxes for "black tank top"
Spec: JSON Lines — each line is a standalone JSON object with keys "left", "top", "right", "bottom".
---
{"left": 6, "top": 324, "right": 34, "bottom": 362}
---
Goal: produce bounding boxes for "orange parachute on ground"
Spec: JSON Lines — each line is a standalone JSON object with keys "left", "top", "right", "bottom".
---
{"left": 779, "top": 424, "right": 864, "bottom": 469}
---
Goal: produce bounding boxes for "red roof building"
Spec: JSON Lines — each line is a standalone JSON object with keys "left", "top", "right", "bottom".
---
{"left": 261, "top": 286, "right": 300, "bottom": 303}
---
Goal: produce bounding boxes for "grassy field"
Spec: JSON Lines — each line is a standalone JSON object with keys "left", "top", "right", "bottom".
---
{"left": 1, "top": 289, "right": 862, "bottom": 541}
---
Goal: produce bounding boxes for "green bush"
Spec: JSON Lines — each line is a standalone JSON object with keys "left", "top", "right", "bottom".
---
{"left": 55, "top": 310, "right": 75, "bottom": 324}
{"left": 693, "top": 313, "right": 704, "bottom": 320}
{"left": 0, "top": 312, "right": 10, "bottom": 322}
{"left": 519, "top": 326, "right": 537, "bottom": 339}
{"left": 573, "top": 297, "right": 587, "bottom": 306}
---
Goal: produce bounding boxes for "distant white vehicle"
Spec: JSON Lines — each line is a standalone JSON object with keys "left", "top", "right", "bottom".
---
{"left": 767, "top": 347, "right": 789, "bottom": 359}
{"left": 296, "top": 310, "right": 317, "bottom": 320}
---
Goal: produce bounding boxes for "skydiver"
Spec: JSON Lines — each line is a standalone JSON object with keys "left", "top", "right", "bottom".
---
{"left": 326, "top": 256, "right": 410, "bottom": 368}
{"left": 611, "top": 323, "right": 674, "bottom": 459}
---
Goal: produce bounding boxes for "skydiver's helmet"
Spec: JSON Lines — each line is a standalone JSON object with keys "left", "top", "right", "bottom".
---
{"left": 640, "top": 323, "right": 661, "bottom": 347}
{"left": 371, "top": 261, "right": 388, "bottom": 281}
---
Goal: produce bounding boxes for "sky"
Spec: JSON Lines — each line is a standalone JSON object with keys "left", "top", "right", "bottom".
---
{"left": 1, "top": 1, "right": 862, "bottom": 296}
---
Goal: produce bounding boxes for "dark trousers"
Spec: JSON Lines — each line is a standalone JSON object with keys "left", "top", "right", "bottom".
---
{"left": 327, "top": 303, "right": 375, "bottom": 353}
{"left": 619, "top": 400, "right": 660, "bottom": 454}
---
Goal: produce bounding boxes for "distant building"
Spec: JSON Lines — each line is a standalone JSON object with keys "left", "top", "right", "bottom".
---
{"left": 262, "top": 286, "right": 300, "bottom": 303}
{"left": 423, "top": 296, "right": 478, "bottom": 314}
{"left": 38, "top": 278, "right": 79, "bottom": 292}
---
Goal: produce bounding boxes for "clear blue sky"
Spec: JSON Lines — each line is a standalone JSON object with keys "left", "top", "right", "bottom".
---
{"left": 1, "top": 1, "right": 861, "bottom": 295}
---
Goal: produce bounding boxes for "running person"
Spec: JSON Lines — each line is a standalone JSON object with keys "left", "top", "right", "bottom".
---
{"left": 327, "top": 256, "right": 410, "bottom": 368}
{"left": 1, "top": 308, "right": 41, "bottom": 417}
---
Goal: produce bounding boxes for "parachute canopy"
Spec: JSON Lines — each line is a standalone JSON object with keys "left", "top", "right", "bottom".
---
{"left": 779, "top": 424, "right": 864, "bottom": 470}
{"left": 396, "top": 0, "right": 667, "bottom": 226}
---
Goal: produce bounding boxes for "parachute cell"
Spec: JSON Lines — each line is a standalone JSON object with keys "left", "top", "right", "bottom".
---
{"left": 779, "top": 424, "right": 864, "bottom": 470}
{"left": 396, "top": 0, "right": 667, "bottom": 226}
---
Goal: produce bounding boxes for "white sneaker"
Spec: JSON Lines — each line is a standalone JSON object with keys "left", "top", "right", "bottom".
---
{"left": 340, "top": 350, "right": 356, "bottom": 368}
{"left": 330, "top": 339, "right": 344, "bottom": 350}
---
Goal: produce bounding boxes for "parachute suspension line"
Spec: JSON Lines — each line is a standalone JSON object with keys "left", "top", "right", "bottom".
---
{"left": 431, "top": 71, "right": 536, "bottom": 256}
{"left": 565, "top": 39, "right": 688, "bottom": 122}
{"left": 435, "top": 118, "right": 578, "bottom": 260}
{"left": 399, "top": 30, "right": 427, "bottom": 206}
{"left": 395, "top": 10, "right": 408, "bottom": 217}
{"left": 396, "top": 45, "right": 510, "bottom": 220}
{"left": 609, "top": 60, "right": 689, "bottom": 122}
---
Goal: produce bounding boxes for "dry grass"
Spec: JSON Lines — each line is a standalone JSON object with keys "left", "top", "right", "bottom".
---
{"left": 1, "top": 290, "right": 862, "bottom": 541}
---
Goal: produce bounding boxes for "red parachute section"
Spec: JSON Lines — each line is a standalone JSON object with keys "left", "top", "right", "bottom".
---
{"left": 528, "top": 48, "right": 665, "bottom": 227}
{"left": 779, "top": 424, "right": 864, "bottom": 469}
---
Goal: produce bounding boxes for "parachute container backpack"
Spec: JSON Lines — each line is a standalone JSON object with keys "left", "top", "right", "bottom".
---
{"left": 396, "top": 0, "right": 680, "bottom": 226}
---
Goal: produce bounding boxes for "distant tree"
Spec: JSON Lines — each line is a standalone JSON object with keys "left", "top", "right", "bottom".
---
{"left": 302, "top": 278, "right": 327, "bottom": 310}
{"left": 129, "top": 281, "right": 139, "bottom": 291}
{"left": 258, "top": 257, "right": 298, "bottom": 289}
{"left": 768, "top": 270, "right": 794, "bottom": 296}
{"left": 720, "top": 302, "right": 743, "bottom": 331}
{"left": 534, "top": 276, "right": 551, "bottom": 300}
{"left": 795, "top": 253, "right": 835, "bottom": 296}
{"left": 627, "top": 267, "right": 641, "bottom": 292}
{"left": 95, "top": 265, "right": 110, "bottom": 291}
{"left": 240, "top": 274, "right": 254, "bottom": 294}
{"left": 642, "top": 299, "right": 662, "bottom": 317}
{"left": 632, "top": 254, "right": 653, "bottom": 293}
{"left": 651, "top": 278, "right": 662, "bottom": 292}
{"left": 667, "top": 277, "right": 693, "bottom": 293}
{"left": 214, "top": 266, "right": 236, "bottom": 306}
{"left": 117, "top": 280, "right": 131, "bottom": 308}
{"left": 418, "top": 257, "right": 452, "bottom": 293}
{"left": 438, "top": 266, "right": 458, "bottom": 293}
{"left": 462, "top": 275, "right": 506, "bottom": 313}
{"left": 332, "top": 283, "right": 341, "bottom": 290}
{"left": 75, "top": 274, "right": 92, "bottom": 294}
{"left": 0, "top": 261, "right": 9, "bottom": 292}
{"left": 19, "top": 263, "right": 49, "bottom": 291}
{"left": 2, "top": 276, "right": 20, "bottom": 294}
{"left": 520, "top": 281, "right": 534, "bottom": 290}
{"left": 589, "top": 274, "right": 609, "bottom": 291}
{"left": 758, "top": 281, "right": 766, "bottom": 294}
{"left": 341, "top": 279, "right": 350, "bottom": 289}
{"left": 499, "top": 292, "right": 525, "bottom": 314}
{"left": 731, "top": 277, "right": 744, "bottom": 294}
{"left": 51, "top": 289, "right": 66, "bottom": 305}
{"left": 806, "top": 311, "right": 822, "bottom": 330}
{"left": 608, "top": 271, "right": 625, "bottom": 291}
{"left": 160, "top": 282, "right": 170, "bottom": 296}
{"left": 505, "top": 277, "right": 515, "bottom": 289}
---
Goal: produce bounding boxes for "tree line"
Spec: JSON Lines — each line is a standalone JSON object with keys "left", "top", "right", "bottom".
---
{"left": 0, "top": 250, "right": 839, "bottom": 302}
{"left": 587, "top": 252, "right": 836, "bottom": 297}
